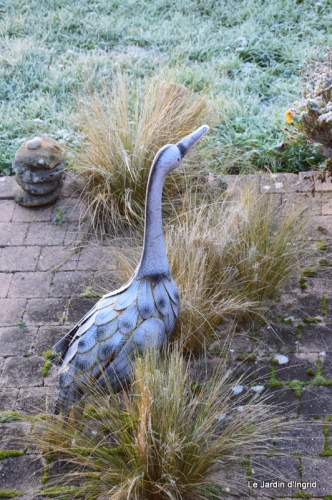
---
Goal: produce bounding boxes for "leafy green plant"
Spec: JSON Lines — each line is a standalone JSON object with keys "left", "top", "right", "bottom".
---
{"left": 16, "top": 321, "right": 26, "bottom": 329}
{"left": 52, "top": 208, "right": 67, "bottom": 227}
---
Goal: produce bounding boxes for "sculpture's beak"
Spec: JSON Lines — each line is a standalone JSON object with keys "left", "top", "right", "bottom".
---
{"left": 176, "top": 125, "right": 209, "bottom": 158}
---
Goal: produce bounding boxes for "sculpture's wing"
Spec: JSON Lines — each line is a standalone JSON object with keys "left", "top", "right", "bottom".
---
{"left": 53, "top": 276, "right": 136, "bottom": 358}
{"left": 54, "top": 274, "right": 179, "bottom": 414}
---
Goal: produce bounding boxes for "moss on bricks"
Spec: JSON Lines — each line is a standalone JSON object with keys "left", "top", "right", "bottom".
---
{"left": 322, "top": 295, "right": 328, "bottom": 316}
{"left": 0, "top": 450, "right": 24, "bottom": 460}
{"left": 310, "top": 360, "right": 332, "bottom": 387}
{"left": 317, "top": 241, "right": 327, "bottom": 252}
{"left": 302, "top": 267, "right": 317, "bottom": 277}
{"left": 0, "top": 411, "right": 22, "bottom": 423}
{"left": 291, "top": 493, "right": 310, "bottom": 499}
{"left": 286, "top": 380, "right": 306, "bottom": 398}
{"left": 0, "top": 492, "right": 22, "bottom": 499}
{"left": 296, "top": 323, "right": 304, "bottom": 340}
{"left": 319, "top": 419, "right": 332, "bottom": 457}
{"left": 236, "top": 352, "right": 257, "bottom": 362}
{"left": 316, "top": 225, "right": 328, "bottom": 234}
{"left": 42, "top": 350, "right": 57, "bottom": 377}
{"left": 306, "top": 367, "right": 315, "bottom": 377}
{"left": 299, "top": 276, "right": 307, "bottom": 291}
{"left": 267, "top": 366, "right": 283, "bottom": 388}
{"left": 319, "top": 258, "right": 332, "bottom": 266}
{"left": 303, "top": 316, "right": 322, "bottom": 324}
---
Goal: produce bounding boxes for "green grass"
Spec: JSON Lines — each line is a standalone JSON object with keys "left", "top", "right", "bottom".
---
{"left": 0, "top": 0, "right": 331, "bottom": 175}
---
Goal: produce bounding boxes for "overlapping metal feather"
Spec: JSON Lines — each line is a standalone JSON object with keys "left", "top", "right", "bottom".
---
{"left": 54, "top": 274, "right": 179, "bottom": 413}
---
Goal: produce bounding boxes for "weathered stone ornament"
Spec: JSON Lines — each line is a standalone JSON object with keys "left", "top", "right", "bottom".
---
{"left": 12, "top": 136, "right": 66, "bottom": 207}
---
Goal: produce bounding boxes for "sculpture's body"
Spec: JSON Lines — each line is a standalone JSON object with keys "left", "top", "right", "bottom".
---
{"left": 54, "top": 125, "right": 209, "bottom": 413}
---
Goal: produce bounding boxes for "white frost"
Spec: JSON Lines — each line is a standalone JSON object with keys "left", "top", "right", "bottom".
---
{"left": 232, "top": 385, "right": 243, "bottom": 395}
{"left": 273, "top": 354, "right": 289, "bottom": 365}
{"left": 251, "top": 385, "right": 264, "bottom": 393}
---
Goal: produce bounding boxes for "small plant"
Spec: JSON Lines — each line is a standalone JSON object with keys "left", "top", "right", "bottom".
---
{"left": 52, "top": 208, "right": 67, "bottom": 227}
{"left": 322, "top": 295, "right": 328, "bottom": 316}
{"left": 16, "top": 321, "right": 26, "bottom": 329}
{"left": 35, "top": 348, "right": 286, "bottom": 499}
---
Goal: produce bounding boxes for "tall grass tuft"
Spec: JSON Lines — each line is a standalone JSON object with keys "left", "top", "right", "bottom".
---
{"left": 71, "top": 75, "right": 213, "bottom": 235}
{"left": 36, "top": 347, "right": 284, "bottom": 499}
{"left": 116, "top": 186, "right": 309, "bottom": 353}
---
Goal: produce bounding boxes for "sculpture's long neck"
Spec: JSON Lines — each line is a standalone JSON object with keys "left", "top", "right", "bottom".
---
{"left": 136, "top": 162, "right": 170, "bottom": 278}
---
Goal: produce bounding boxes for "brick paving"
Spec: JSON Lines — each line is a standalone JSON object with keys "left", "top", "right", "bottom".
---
{"left": 0, "top": 173, "right": 332, "bottom": 498}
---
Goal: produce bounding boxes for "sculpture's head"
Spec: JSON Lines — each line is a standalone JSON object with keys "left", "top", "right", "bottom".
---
{"left": 152, "top": 125, "right": 209, "bottom": 176}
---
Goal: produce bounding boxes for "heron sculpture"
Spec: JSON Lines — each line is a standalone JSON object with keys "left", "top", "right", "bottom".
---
{"left": 54, "top": 124, "right": 209, "bottom": 413}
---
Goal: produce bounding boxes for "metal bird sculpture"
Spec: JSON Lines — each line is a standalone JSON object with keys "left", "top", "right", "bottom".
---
{"left": 53, "top": 124, "right": 209, "bottom": 413}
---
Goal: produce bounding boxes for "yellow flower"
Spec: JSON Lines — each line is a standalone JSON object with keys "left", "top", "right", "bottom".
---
{"left": 285, "top": 108, "right": 296, "bottom": 124}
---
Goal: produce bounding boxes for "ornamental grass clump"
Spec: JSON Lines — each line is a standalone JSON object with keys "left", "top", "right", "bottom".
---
{"left": 116, "top": 186, "right": 309, "bottom": 353}
{"left": 36, "top": 347, "right": 283, "bottom": 499}
{"left": 71, "top": 75, "right": 213, "bottom": 236}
